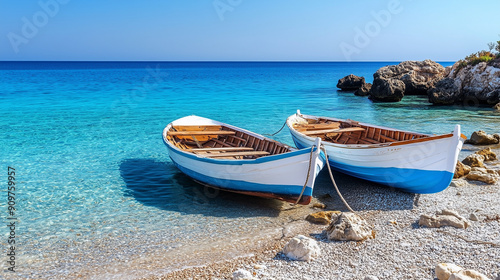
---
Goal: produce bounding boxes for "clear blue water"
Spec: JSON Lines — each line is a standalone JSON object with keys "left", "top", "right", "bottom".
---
{"left": 0, "top": 61, "right": 499, "bottom": 278}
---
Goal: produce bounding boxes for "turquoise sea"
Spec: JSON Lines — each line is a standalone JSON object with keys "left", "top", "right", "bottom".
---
{"left": 1, "top": 61, "right": 499, "bottom": 278}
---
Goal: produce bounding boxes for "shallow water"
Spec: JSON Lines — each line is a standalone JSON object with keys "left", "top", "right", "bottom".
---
{"left": 0, "top": 61, "right": 498, "bottom": 278}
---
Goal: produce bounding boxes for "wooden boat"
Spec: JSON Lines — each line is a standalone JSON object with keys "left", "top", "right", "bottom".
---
{"left": 286, "top": 110, "right": 466, "bottom": 194}
{"left": 163, "top": 115, "right": 326, "bottom": 204}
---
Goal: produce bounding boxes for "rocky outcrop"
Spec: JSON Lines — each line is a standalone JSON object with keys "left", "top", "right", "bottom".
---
{"left": 430, "top": 60, "right": 500, "bottom": 105}
{"left": 326, "top": 212, "right": 374, "bottom": 241}
{"left": 466, "top": 167, "right": 500, "bottom": 184}
{"left": 419, "top": 209, "right": 469, "bottom": 229}
{"left": 462, "top": 154, "right": 485, "bottom": 168}
{"left": 494, "top": 103, "right": 500, "bottom": 110}
{"left": 454, "top": 161, "right": 471, "bottom": 179}
{"left": 372, "top": 60, "right": 446, "bottom": 95}
{"left": 337, "top": 74, "right": 365, "bottom": 91}
{"left": 466, "top": 130, "right": 500, "bottom": 145}
{"left": 306, "top": 211, "right": 340, "bottom": 225}
{"left": 428, "top": 78, "right": 461, "bottom": 105}
{"left": 282, "top": 235, "right": 321, "bottom": 261}
{"left": 450, "top": 61, "right": 500, "bottom": 104}
{"left": 355, "top": 83, "right": 372, "bottom": 96}
{"left": 369, "top": 78, "right": 405, "bottom": 102}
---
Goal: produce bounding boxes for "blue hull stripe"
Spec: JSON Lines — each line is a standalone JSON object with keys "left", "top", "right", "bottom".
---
{"left": 172, "top": 160, "right": 314, "bottom": 197}
{"left": 294, "top": 139, "right": 453, "bottom": 194}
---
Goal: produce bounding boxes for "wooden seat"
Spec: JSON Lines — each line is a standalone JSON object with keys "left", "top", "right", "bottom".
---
{"left": 200, "top": 151, "right": 270, "bottom": 158}
{"left": 302, "top": 127, "right": 365, "bottom": 135}
{"left": 186, "top": 147, "right": 254, "bottom": 152}
{"left": 294, "top": 122, "right": 341, "bottom": 131}
{"left": 169, "top": 130, "right": 236, "bottom": 136}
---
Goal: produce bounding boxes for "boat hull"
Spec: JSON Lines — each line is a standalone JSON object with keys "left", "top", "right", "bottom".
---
{"left": 164, "top": 116, "right": 326, "bottom": 204}
{"left": 287, "top": 113, "right": 464, "bottom": 194}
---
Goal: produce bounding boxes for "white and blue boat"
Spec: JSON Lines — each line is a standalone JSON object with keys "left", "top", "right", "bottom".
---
{"left": 163, "top": 115, "right": 325, "bottom": 204}
{"left": 286, "top": 111, "right": 466, "bottom": 194}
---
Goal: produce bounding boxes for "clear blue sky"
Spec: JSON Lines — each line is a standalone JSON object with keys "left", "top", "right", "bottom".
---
{"left": 1, "top": 0, "right": 499, "bottom": 61}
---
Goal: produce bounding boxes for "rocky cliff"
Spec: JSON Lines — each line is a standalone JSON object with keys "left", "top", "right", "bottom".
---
{"left": 429, "top": 59, "right": 500, "bottom": 105}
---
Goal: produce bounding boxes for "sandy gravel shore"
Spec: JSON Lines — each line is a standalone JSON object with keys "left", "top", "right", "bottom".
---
{"left": 145, "top": 144, "right": 500, "bottom": 280}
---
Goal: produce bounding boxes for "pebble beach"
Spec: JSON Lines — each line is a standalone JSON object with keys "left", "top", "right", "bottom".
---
{"left": 149, "top": 143, "right": 500, "bottom": 280}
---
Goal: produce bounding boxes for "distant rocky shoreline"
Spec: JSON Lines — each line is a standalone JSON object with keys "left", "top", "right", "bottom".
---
{"left": 337, "top": 59, "right": 500, "bottom": 110}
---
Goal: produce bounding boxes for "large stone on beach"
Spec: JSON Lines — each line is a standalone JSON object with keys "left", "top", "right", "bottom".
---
{"left": 462, "top": 154, "right": 485, "bottom": 168}
{"left": 369, "top": 78, "right": 405, "bottom": 102}
{"left": 373, "top": 60, "right": 446, "bottom": 95}
{"left": 476, "top": 148, "right": 497, "bottom": 161}
{"left": 436, "top": 263, "right": 491, "bottom": 280}
{"left": 494, "top": 103, "right": 500, "bottom": 110}
{"left": 454, "top": 161, "right": 471, "bottom": 179}
{"left": 466, "top": 130, "right": 500, "bottom": 145}
{"left": 306, "top": 211, "right": 340, "bottom": 225}
{"left": 428, "top": 78, "right": 462, "bottom": 105}
{"left": 282, "top": 235, "right": 321, "bottom": 261}
{"left": 466, "top": 168, "right": 500, "bottom": 184}
{"left": 355, "top": 83, "right": 372, "bottom": 96}
{"left": 232, "top": 269, "right": 257, "bottom": 280}
{"left": 419, "top": 209, "right": 469, "bottom": 229}
{"left": 450, "top": 179, "right": 468, "bottom": 188}
{"left": 326, "top": 212, "right": 374, "bottom": 241}
{"left": 449, "top": 269, "right": 491, "bottom": 280}
{"left": 436, "top": 263, "right": 463, "bottom": 280}
{"left": 337, "top": 74, "right": 365, "bottom": 91}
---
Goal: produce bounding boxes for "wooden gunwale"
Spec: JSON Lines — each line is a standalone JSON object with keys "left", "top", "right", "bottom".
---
{"left": 168, "top": 130, "right": 236, "bottom": 136}
{"left": 200, "top": 151, "right": 270, "bottom": 158}
{"left": 186, "top": 147, "right": 254, "bottom": 152}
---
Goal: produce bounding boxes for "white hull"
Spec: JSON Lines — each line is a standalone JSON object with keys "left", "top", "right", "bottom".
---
{"left": 287, "top": 112, "right": 465, "bottom": 193}
{"left": 164, "top": 116, "right": 326, "bottom": 204}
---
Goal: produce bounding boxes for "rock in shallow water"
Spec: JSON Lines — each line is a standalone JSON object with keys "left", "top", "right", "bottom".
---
{"left": 326, "top": 212, "right": 374, "bottom": 241}
{"left": 419, "top": 209, "right": 469, "bottom": 229}
{"left": 374, "top": 60, "right": 446, "bottom": 95}
{"left": 355, "top": 82, "right": 372, "bottom": 96}
{"left": 369, "top": 78, "right": 405, "bottom": 102}
{"left": 282, "top": 235, "right": 321, "bottom": 261}
{"left": 337, "top": 74, "right": 365, "bottom": 91}
{"left": 428, "top": 77, "right": 461, "bottom": 105}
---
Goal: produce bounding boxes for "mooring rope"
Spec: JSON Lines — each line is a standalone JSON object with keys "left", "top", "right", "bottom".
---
{"left": 263, "top": 120, "right": 287, "bottom": 137}
{"left": 293, "top": 144, "right": 316, "bottom": 206}
{"left": 321, "top": 145, "right": 355, "bottom": 212}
